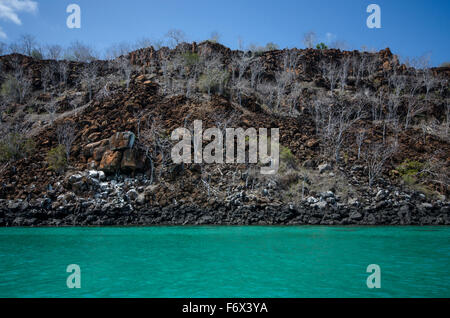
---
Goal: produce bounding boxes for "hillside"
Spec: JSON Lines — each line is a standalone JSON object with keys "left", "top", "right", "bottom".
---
{"left": 0, "top": 41, "right": 449, "bottom": 226}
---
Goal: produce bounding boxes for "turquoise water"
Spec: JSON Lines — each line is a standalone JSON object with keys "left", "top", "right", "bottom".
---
{"left": 0, "top": 226, "right": 449, "bottom": 298}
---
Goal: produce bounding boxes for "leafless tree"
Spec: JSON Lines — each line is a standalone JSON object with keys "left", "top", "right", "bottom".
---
{"left": 66, "top": 41, "right": 97, "bottom": 62}
{"left": 2, "top": 58, "right": 32, "bottom": 104}
{"left": 250, "top": 58, "right": 264, "bottom": 90}
{"left": 421, "top": 152, "right": 449, "bottom": 194}
{"left": 116, "top": 57, "right": 133, "bottom": 90}
{"left": 384, "top": 94, "right": 401, "bottom": 141}
{"left": 389, "top": 72, "right": 406, "bottom": 97}
{"left": 44, "top": 100, "right": 60, "bottom": 124}
{"left": 45, "top": 45, "right": 63, "bottom": 60}
{"left": 353, "top": 56, "right": 367, "bottom": 86}
{"left": 408, "top": 71, "right": 422, "bottom": 96}
{"left": 134, "top": 38, "right": 154, "bottom": 50}
{"left": 56, "top": 122, "right": 77, "bottom": 160}
{"left": 41, "top": 64, "right": 55, "bottom": 93}
{"left": 275, "top": 69, "right": 294, "bottom": 110}
{"left": 287, "top": 82, "right": 302, "bottom": 115}
{"left": 257, "top": 81, "right": 277, "bottom": 109}
{"left": 165, "top": 29, "right": 186, "bottom": 48}
{"left": 314, "top": 97, "right": 363, "bottom": 162}
{"left": 370, "top": 90, "right": 384, "bottom": 122}
{"left": 339, "top": 57, "right": 350, "bottom": 92}
{"left": 366, "top": 57, "right": 379, "bottom": 77}
{"left": 160, "top": 58, "right": 173, "bottom": 94}
{"left": 137, "top": 116, "right": 172, "bottom": 183}
{"left": 198, "top": 54, "right": 228, "bottom": 96}
{"left": 405, "top": 94, "right": 427, "bottom": 129}
{"left": 199, "top": 67, "right": 228, "bottom": 97}
{"left": 18, "top": 34, "right": 37, "bottom": 56}
{"left": 356, "top": 129, "right": 366, "bottom": 160}
{"left": 283, "top": 50, "right": 299, "bottom": 72}
{"left": 81, "top": 64, "right": 98, "bottom": 101}
{"left": 320, "top": 60, "right": 339, "bottom": 92}
{"left": 105, "top": 42, "right": 131, "bottom": 60}
{"left": 364, "top": 141, "right": 398, "bottom": 187}
{"left": 422, "top": 69, "right": 438, "bottom": 100}
{"left": 231, "top": 54, "right": 251, "bottom": 84}
{"left": 58, "top": 62, "right": 69, "bottom": 86}
{"left": 302, "top": 31, "right": 316, "bottom": 49}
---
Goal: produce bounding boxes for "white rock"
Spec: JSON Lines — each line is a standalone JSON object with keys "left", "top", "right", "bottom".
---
{"left": 307, "top": 197, "right": 318, "bottom": 204}
{"left": 99, "top": 182, "right": 109, "bottom": 192}
{"left": 68, "top": 174, "right": 83, "bottom": 184}
{"left": 98, "top": 171, "right": 106, "bottom": 181}
{"left": 88, "top": 170, "right": 99, "bottom": 179}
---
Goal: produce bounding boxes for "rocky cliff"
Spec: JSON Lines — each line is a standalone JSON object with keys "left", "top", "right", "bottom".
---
{"left": 0, "top": 41, "right": 449, "bottom": 226}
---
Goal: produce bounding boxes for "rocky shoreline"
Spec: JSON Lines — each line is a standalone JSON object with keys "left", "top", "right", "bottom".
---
{"left": 1, "top": 201, "right": 448, "bottom": 227}
{"left": 1, "top": 169, "right": 448, "bottom": 227}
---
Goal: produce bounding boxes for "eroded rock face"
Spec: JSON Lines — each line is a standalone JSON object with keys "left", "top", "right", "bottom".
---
{"left": 110, "top": 132, "right": 135, "bottom": 151}
{"left": 92, "top": 140, "right": 110, "bottom": 161}
{"left": 99, "top": 150, "right": 123, "bottom": 174}
{"left": 83, "top": 131, "right": 141, "bottom": 175}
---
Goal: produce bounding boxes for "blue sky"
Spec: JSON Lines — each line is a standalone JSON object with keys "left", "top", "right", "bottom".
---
{"left": 0, "top": 0, "right": 449, "bottom": 65}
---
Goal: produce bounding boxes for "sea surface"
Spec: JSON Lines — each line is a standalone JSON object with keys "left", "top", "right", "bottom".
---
{"left": 0, "top": 226, "right": 449, "bottom": 298}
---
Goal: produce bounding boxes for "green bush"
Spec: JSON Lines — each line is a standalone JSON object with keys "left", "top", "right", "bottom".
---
{"left": 31, "top": 49, "right": 43, "bottom": 60}
{"left": 397, "top": 159, "right": 424, "bottom": 184}
{"left": 182, "top": 52, "right": 199, "bottom": 67}
{"left": 0, "top": 132, "right": 35, "bottom": 163}
{"left": 46, "top": 145, "right": 67, "bottom": 173}
{"left": 197, "top": 68, "right": 229, "bottom": 95}
{"left": 280, "top": 145, "right": 297, "bottom": 169}
{"left": 316, "top": 43, "right": 328, "bottom": 50}
{"left": 397, "top": 159, "right": 424, "bottom": 176}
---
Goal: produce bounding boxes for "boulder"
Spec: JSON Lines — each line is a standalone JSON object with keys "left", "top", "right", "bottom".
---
{"left": 93, "top": 144, "right": 109, "bottom": 161}
{"left": 99, "top": 150, "right": 123, "bottom": 174}
{"left": 88, "top": 170, "right": 99, "bottom": 179}
{"left": 126, "top": 189, "right": 139, "bottom": 201}
{"left": 306, "top": 196, "right": 318, "bottom": 204}
{"left": 121, "top": 149, "right": 145, "bottom": 173}
{"left": 98, "top": 171, "right": 106, "bottom": 181}
{"left": 68, "top": 174, "right": 83, "bottom": 184}
{"left": 110, "top": 131, "right": 135, "bottom": 151}
{"left": 83, "top": 140, "right": 102, "bottom": 157}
